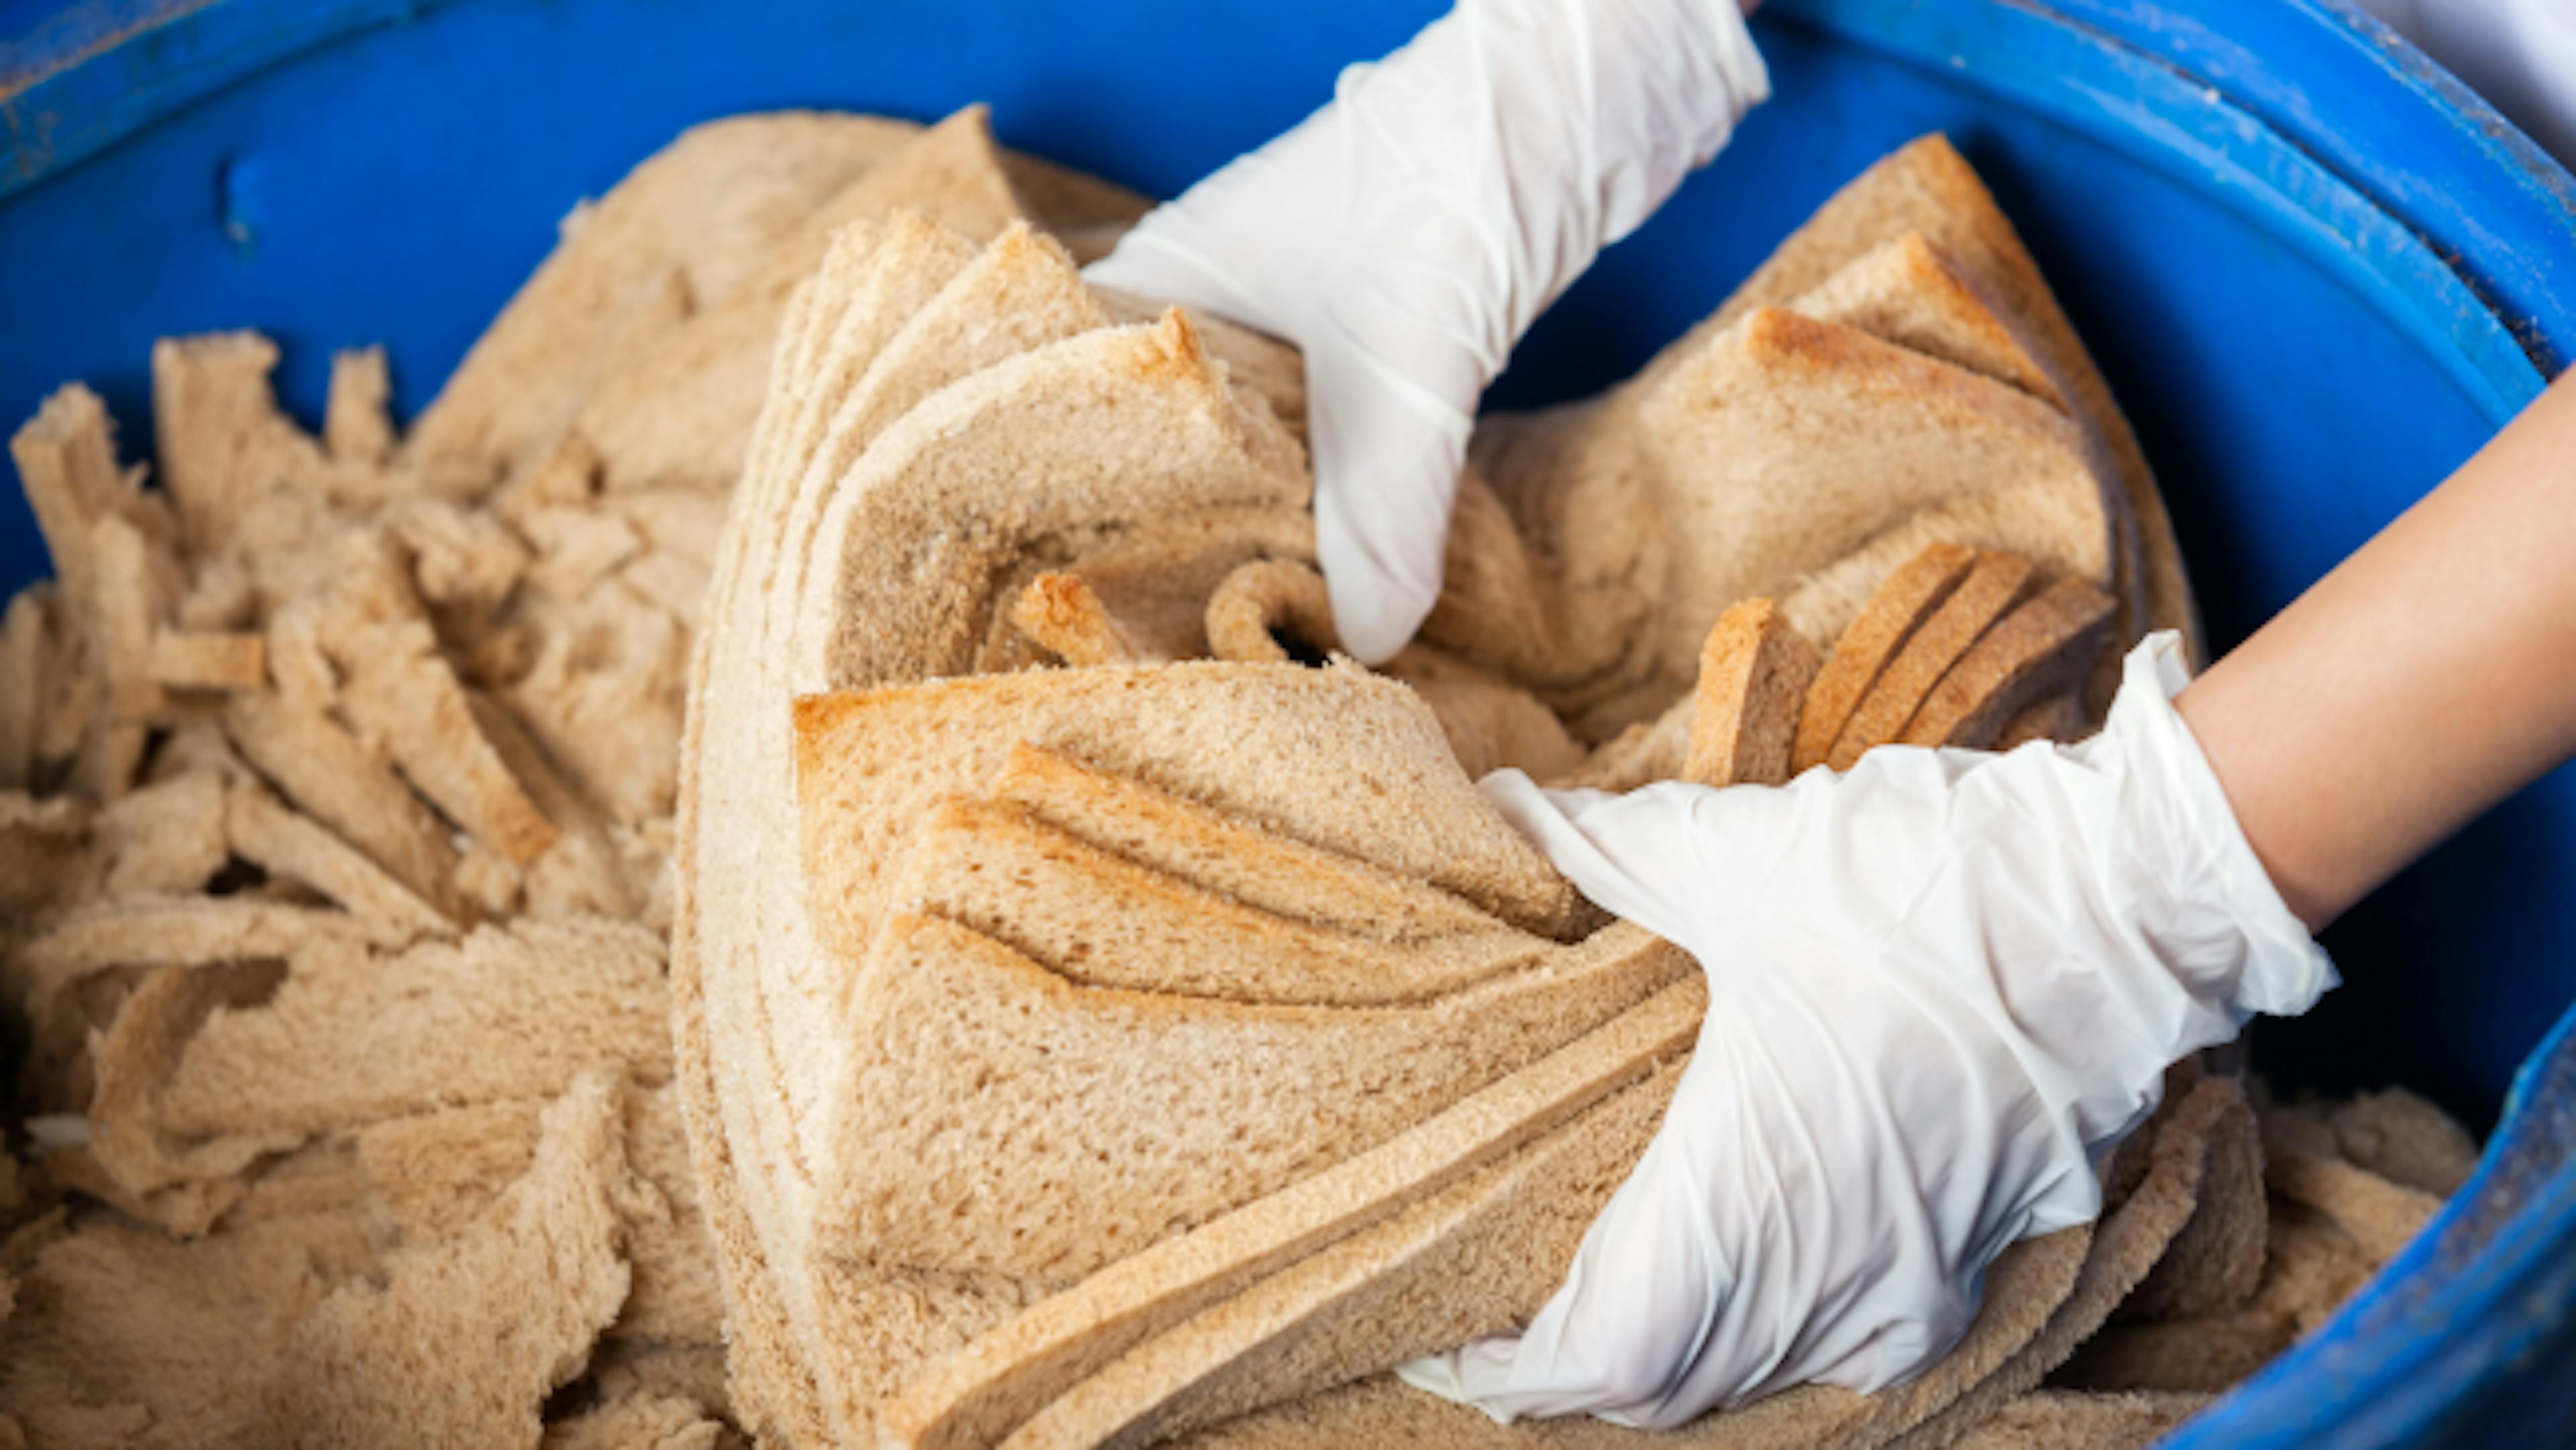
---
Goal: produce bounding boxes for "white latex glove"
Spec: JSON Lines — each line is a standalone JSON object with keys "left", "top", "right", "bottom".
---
{"left": 1397, "top": 634, "right": 2338, "bottom": 1427}
{"left": 1083, "top": 0, "right": 1770, "bottom": 663}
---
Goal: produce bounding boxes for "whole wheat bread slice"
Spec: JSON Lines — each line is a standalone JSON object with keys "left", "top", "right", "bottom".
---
{"left": 1828, "top": 551, "right": 2034, "bottom": 770}
{"left": 1684, "top": 599, "right": 1822, "bottom": 787}
{"left": 1898, "top": 577, "right": 2116, "bottom": 750}
{"left": 1793, "top": 543, "right": 1976, "bottom": 773}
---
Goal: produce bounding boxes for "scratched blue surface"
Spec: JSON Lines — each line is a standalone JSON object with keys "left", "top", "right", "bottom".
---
{"left": 0, "top": 0, "right": 2569, "bottom": 1441}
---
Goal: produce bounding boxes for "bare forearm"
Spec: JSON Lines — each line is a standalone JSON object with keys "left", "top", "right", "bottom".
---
{"left": 2178, "top": 370, "right": 2576, "bottom": 930}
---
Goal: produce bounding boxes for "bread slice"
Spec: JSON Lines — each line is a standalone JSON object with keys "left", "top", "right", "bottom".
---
{"left": 222, "top": 781, "right": 450, "bottom": 946}
{"left": 1683, "top": 598, "right": 1822, "bottom": 787}
{"left": 1691, "top": 133, "right": 2194, "bottom": 663}
{"left": 146, "top": 917, "right": 667, "bottom": 1154}
{"left": 405, "top": 112, "right": 924, "bottom": 478}
{"left": 676, "top": 203, "right": 1335, "bottom": 1444}
{"left": 1794, "top": 543, "right": 1976, "bottom": 773}
{"left": 792, "top": 310, "right": 1307, "bottom": 691}
{"left": 273, "top": 1074, "right": 639, "bottom": 1447}
{"left": 1829, "top": 551, "right": 2034, "bottom": 770}
{"left": 2118, "top": 1076, "right": 2265, "bottom": 1322}
{"left": 1786, "top": 233, "right": 2068, "bottom": 411}
{"left": 896, "top": 797, "right": 1547, "bottom": 1007}
{"left": 1898, "top": 577, "right": 2116, "bottom": 750}
{"left": 1994, "top": 693, "right": 2082, "bottom": 751}
{"left": 879, "top": 976, "right": 1701, "bottom": 1450}
{"left": 1425, "top": 306, "right": 2115, "bottom": 742}
{"left": 815, "top": 904, "right": 1681, "bottom": 1284}
{"left": 988, "top": 744, "right": 1544, "bottom": 948}
{"left": 574, "top": 107, "right": 1034, "bottom": 496}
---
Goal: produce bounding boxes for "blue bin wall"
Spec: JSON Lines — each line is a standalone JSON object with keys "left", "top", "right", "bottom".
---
{"left": 1, "top": 0, "right": 2571, "bottom": 1441}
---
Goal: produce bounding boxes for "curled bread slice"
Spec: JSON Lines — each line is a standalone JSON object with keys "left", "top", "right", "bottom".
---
{"left": 1794, "top": 542, "right": 1976, "bottom": 773}
{"left": 1900, "top": 577, "right": 2116, "bottom": 750}
{"left": 1829, "top": 550, "right": 2033, "bottom": 769}
{"left": 1205, "top": 559, "right": 1339, "bottom": 665}
{"left": 1682, "top": 598, "right": 1821, "bottom": 788}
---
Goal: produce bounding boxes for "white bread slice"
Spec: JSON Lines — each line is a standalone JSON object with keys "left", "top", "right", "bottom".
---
{"left": 223, "top": 690, "right": 470, "bottom": 920}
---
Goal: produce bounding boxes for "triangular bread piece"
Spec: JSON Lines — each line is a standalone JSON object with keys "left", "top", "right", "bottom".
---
{"left": 1687, "top": 134, "right": 2194, "bottom": 660}
{"left": 407, "top": 111, "right": 923, "bottom": 478}
{"left": 879, "top": 977, "right": 1701, "bottom": 1450}
{"left": 1785, "top": 233, "right": 2068, "bottom": 410}
{"left": 574, "top": 107, "right": 1036, "bottom": 496}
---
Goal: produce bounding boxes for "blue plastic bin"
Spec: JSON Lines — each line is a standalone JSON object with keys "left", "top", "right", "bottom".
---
{"left": 2, "top": 0, "right": 2571, "bottom": 1443}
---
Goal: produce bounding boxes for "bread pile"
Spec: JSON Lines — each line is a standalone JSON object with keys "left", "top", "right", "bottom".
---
{"left": 672, "top": 115, "right": 2479, "bottom": 1450}
{"left": 0, "top": 102, "right": 2479, "bottom": 1449}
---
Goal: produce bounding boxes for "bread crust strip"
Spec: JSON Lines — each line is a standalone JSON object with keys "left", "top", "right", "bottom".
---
{"left": 1012, "top": 572, "right": 1164, "bottom": 666}
{"left": 1684, "top": 598, "right": 1823, "bottom": 788}
{"left": 1827, "top": 550, "right": 2034, "bottom": 769}
{"left": 1792, "top": 542, "right": 1976, "bottom": 773}
{"left": 1900, "top": 577, "right": 2115, "bottom": 750}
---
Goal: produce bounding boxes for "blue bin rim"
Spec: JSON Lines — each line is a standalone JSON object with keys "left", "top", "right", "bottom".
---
{"left": 4, "top": 0, "right": 2575, "bottom": 1443}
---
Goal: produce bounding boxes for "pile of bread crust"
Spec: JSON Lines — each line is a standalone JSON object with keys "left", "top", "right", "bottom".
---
{"left": 0, "top": 103, "right": 2482, "bottom": 1449}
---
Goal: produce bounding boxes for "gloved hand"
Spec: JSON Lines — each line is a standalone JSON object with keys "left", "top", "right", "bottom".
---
{"left": 1083, "top": 0, "right": 1770, "bottom": 663}
{"left": 1397, "top": 634, "right": 2337, "bottom": 1427}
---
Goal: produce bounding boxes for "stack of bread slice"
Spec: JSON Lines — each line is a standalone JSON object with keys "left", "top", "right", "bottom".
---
{"left": 673, "top": 134, "right": 2236, "bottom": 1449}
